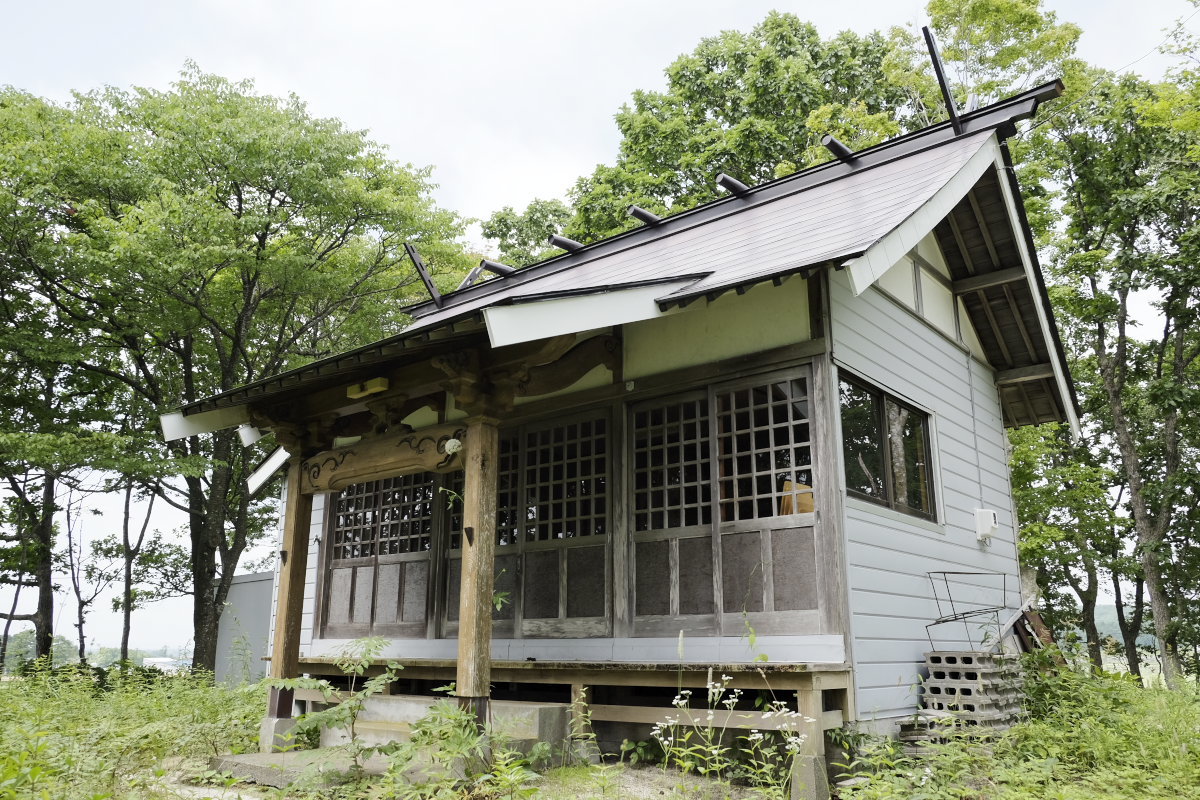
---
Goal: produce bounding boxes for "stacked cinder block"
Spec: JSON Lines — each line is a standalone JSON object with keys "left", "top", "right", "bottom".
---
{"left": 900, "top": 651, "right": 1023, "bottom": 746}
{"left": 921, "top": 651, "right": 1023, "bottom": 724}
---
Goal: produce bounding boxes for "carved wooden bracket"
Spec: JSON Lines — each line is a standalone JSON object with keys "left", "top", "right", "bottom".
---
{"left": 248, "top": 405, "right": 327, "bottom": 457}
{"left": 300, "top": 422, "right": 466, "bottom": 494}
{"left": 433, "top": 334, "right": 621, "bottom": 416}
{"left": 433, "top": 349, "right": 489, "bottom": 415}
{"left": 514, "top": 335, "right": 619, "bottom": 397}
{"left": 364, "top": 392, "right": 445, "bottom": 438}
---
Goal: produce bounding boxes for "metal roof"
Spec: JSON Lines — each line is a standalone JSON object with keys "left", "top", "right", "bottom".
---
{"left": 178, "top": 81, "right": 1075, "bottom": 423}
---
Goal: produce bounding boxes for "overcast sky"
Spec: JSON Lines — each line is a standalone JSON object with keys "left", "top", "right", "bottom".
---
{"left": 1, "top": 0, "right": 1195, "bottom": 652}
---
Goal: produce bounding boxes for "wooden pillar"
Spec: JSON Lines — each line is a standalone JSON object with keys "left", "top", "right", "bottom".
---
{"left": 267, "top": 457, "right": 313, "bottom": 716}
{"left": 456, "top": 416, "right": 500, "bottom": 726}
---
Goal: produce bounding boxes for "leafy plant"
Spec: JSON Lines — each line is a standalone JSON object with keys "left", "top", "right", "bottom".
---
{"left": 383, "top": 698, "right": 490, "bottom": 799}
{"left": 0, "top": 663, "right": 262, "bottom": 798}
{"left": 618, "top": 737, "right": 661, "bottom": 766}
{"left": 271, "top": 636, "right": 402, "bottom": 774}
{"left": 646, "top": 670, "right": 811, "bottom": 799}
{"left": 840, "top": 653, "right": 1200, "bottom": 800}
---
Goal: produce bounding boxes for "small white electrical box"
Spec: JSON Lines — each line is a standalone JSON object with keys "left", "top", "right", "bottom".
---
{"left": 975, "top": 508, "right": 998, "bottom": 545}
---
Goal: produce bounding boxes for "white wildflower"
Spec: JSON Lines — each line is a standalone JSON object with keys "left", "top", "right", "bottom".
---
{"left": 443, "top": 437, "right": 463, "bottom": 455}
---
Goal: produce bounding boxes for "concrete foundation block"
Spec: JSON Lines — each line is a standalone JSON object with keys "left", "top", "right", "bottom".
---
{"left": 315, "top": 694, "right": 571, "bottom": 753}
{"left": 791, "top": 753, "right": 830, "bottom": 800}
{"left": 259, "top": 715, "right": 298, "bottom": 753}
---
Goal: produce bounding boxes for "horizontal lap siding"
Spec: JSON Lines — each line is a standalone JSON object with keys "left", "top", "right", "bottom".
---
{"left": 299, "top": 493, "right": 324, "bottom": 655}
{"left": 830, "top": 270, "right": 1021, "bottom": 721}
{"left": 268, "top": 487, "right": 325, "bottom": 664}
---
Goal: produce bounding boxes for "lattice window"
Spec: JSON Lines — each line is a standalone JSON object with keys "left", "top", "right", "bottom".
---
{"left": 715, "top": 379, "right": 813, "bottom": 521}
{"left": 331, "top": 473, "right": 436, "bottom": 562}
{"left": 330, "top": 481, "right": 380, "bottom": 561}
{"left": 632, "top": 397, "right": 712, "bottom": 531}
{"left": 523, "top": 417, "right": 608, "bottom": 541}
{"left": 496, "top": 435, "right": 521, "bottom": 546}
{"left": 376, "top": 474, "right": 436, "bottom": 556}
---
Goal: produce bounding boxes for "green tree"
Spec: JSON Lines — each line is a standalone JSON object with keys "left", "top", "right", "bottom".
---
{"left": 552, "top": 2, "right": 1081, "bottom": 245}
{"left": 1, "top": 629, "right": 76, "bottom": 672}
{"left": 1009, "top": 423, "right": 1131, "bottom": 672}
{"left": 1026, "top": 62, "right": 1200, "bottom": 685}
{"left": 927, "top": 0, "right": 1081, "bottom": 103}
{"left": 481, "top": 198, "right": 571, "bottom": 267}
{"left": 0, "top": 66, "right": 471, "bottom": 671}
{"left": 563, "top": 12, "right": 916, "bottom": 242}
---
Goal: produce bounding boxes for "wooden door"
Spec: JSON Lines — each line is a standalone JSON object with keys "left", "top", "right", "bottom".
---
{"left": 321, "top": 473, "right": 441, "bottom": 639}
{"left": 631, "top": 370, "right": 821, "bottom": 638}
{"left": 443, "top": 412, "right": 612, "bottom": 640}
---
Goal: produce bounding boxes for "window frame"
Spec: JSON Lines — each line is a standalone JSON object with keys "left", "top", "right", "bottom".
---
{"left": 838, "top": 373, "right": 937, "bottom": 522}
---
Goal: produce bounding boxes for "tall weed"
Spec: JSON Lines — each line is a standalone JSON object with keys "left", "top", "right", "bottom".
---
{"left": 841, "top": 651, "right": 1200, "bottom": 800}
{"left": 0, "top": 661, "right": 262, "bottom": 799}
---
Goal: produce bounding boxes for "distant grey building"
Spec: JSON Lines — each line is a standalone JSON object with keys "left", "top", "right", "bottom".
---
{"left": 214, "top": 571, "right": 273, "bottom": 685}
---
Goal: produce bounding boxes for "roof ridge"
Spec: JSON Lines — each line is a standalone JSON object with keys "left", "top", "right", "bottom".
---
{"left": 405, "top": 80, "right": 1062, "bottom": 321}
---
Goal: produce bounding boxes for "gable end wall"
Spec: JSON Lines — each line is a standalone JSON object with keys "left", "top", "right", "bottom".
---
{"left": 828, "top": 268, "right": 1021, "bottom": 722}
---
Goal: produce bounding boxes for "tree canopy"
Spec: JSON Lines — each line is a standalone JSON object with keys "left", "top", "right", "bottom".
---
{"left": 0, "top": 66, "right": 471, "bottom": 668}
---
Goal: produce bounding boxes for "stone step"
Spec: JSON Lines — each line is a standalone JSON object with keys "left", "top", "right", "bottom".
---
{"left": 316, "top": 694, "right": 569, "bottom": 751}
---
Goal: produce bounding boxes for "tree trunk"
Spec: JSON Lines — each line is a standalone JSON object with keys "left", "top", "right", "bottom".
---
{"left": 1065, "top": 562, "right": 1102, "bottom": 670}
{"left": 75, "top": 599, "right": 86, "bottom": 664}
{"left": 1097, "top": 319, "right": 1185, "bottom": 686}
{"left": 1141, "top": 545, "right": 1182, "bottom": 685}
{"left": 1113, "top": 572, "right": 1144, "bottom": 682}
{"left": 121, "top": 483, "right": 135, "bottom": 664}
{"left": 189, "top": 430, "right": 236, "bottom": 674}
{"left": 0, "top": 575, "right": 24, "bottom": 672}
{"left": 1080, "top": 591, "right": 1102, "bottom": 670}
{"left": 33, "top": 475, "right": 56, "bottom": 660}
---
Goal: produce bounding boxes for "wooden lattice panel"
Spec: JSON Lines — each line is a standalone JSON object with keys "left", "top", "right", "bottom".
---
{"left": 446, "top": 435, "right": 519, "bottom": 550}
{"left": 632, "top": 396, "right": 712, "bottom": 531}
{"left": 330, "top": 474, "right": 436, "bottom": 562}
{"left": 715, "top": 378, "right": 813, "bottom": 522}
{"left": 522, "top": 417, "right": 608, "bottom": 541}
{"left": 377, "top": 474, "right": 436, "bottom": 556}
{"left": 330, "top": 480, "right": 380, "bottom": 561}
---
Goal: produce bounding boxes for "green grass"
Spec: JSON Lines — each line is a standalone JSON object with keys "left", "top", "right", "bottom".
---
{"left": 1, "top": 654, "right": 1197, "bottom": 799}
{"left": 0, "top": 663, "right": 263, "bottom": 799}
{"left": 841, "top": 656, "right": 1200, "bottom": 800}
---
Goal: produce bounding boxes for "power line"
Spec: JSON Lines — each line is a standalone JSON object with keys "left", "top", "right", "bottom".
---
{"left": 1020, "top": 6, "right": 1200, "bottom": 137}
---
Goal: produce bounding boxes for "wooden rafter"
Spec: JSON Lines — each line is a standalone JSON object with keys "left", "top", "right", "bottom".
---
{"left": 1002, "top": 284, "right": 1039, "bottom": 362}
{"left": 995, "top": 363, "right": 1055, "bottom": 385}
{"left": 953, "top": 267, "right": 1025, "bottom": 295}
{"left": 966, "top": 190, "right": 1001, "bottom": 268}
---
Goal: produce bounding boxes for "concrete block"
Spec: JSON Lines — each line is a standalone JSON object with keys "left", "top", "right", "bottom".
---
{"left": 259, "top": 716, "right": 297, "bottom": 753}
{"left": 314, "top": 694, "right": 571, "bottom": 751}
{"left": 791, "top": 753, "right": 830, "bottom": 800}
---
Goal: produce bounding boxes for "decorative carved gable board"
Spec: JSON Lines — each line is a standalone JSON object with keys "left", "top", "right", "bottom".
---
{"left": 301, "top": 422, "right": 466, "bottom": 494}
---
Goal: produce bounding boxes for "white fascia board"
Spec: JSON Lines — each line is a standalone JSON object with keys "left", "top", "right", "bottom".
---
{"left": 159, "top": 404, "right": 251, "bottom": 442}
{"left": 483, "top": 280, "right": 697, "bottom": 348}
{"left": 845, "top": 135, "right": 999, "bottom": 296}
{"left": 247, "top": 446, "right": 290, "bottom": 497}
{"left": 991, "top": 149, "right": 1083, "bottom": 439}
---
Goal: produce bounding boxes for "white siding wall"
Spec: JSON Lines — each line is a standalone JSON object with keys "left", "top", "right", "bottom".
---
{"left": 266, "top": 486, "right": 324, "bottom": 664}
{"left": 829, "top": 268, "right": 1022, "bottom": 722}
